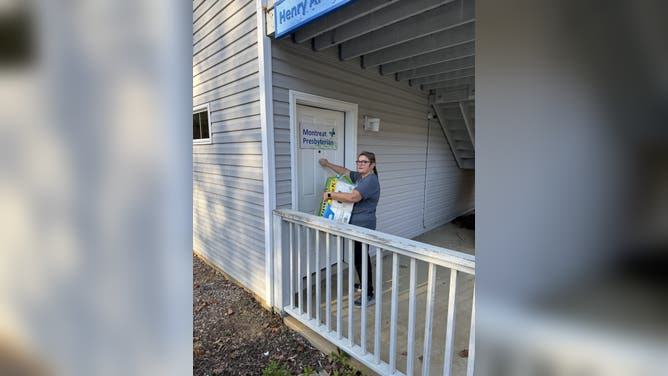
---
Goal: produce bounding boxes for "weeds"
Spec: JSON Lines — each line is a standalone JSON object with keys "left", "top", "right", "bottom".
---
{"left": 328, "top": 349, "right": 363, "bottom": 376}
{"left": 261, "top": 348, "right": 365, "bottom": 376}
{"left": 262, "top": 361, "right": 291, "bottom": 376}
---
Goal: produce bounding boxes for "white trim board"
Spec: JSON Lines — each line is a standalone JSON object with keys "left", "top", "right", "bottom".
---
{"left": 257, "top": 0, "right": 277, "bottom": 308}
{"left": 289, "top": 90, "right": 358, "bottom": 211}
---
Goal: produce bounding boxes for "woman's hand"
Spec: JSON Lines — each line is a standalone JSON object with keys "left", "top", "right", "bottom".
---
{"left": 322, "top": 190, "right": 362, "bottom": 203}
{"left": 320, "top": 158, "right": 350, "bottom": 176}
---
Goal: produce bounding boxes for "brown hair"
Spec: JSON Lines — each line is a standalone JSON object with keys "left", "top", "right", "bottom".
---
{"left": 358, "top": 151, "right": 378, "bottom": 176}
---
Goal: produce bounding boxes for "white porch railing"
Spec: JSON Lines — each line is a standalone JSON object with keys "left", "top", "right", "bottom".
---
{"left": 273, "top": 209, "right": 475, "bottom": 376}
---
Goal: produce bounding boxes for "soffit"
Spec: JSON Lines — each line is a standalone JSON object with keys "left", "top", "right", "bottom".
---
{"left": 266, "top": 0, "right": 475, "bottom": 102}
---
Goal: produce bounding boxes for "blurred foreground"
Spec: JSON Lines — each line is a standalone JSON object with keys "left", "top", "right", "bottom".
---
{"left": 0, "top": 0, "right": 666, "bottom": 375}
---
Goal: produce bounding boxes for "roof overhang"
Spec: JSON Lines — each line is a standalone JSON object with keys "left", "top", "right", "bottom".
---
{"left": 265, "top": 0, "right": 475, "bottom": 98}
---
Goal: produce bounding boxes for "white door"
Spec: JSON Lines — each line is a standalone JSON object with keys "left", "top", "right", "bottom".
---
{"left": 296, "top": 104, "right": 345, "bottom": 215}
{"left": 294, "top": 105, "right": 346, "bottom": 296}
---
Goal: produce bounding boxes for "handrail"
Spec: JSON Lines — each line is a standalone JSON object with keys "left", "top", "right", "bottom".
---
{"left": 273, "top": 209, "right": 475, "bottom": 275}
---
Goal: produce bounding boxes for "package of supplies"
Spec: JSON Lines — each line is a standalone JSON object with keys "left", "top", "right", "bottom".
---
{"left": 319, "top": 175, "right": 355, "bottom": 224}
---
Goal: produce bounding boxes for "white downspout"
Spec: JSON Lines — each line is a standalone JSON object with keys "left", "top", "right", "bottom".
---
{"left": 256, "top": 0, "right": 276, "bottom": 308}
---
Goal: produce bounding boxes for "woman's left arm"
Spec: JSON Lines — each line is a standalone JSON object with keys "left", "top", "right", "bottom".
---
{"left": 323, "top": 190, "right": 362, "bottom": 203}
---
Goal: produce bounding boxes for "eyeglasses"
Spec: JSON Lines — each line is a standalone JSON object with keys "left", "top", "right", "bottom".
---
{"left": 355, "top": 160, "right": 370, "bottom": 165}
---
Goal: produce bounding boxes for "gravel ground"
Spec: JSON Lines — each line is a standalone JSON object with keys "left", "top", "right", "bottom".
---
{"left": 193, "top": 253, "right": 361, "bottom": 376}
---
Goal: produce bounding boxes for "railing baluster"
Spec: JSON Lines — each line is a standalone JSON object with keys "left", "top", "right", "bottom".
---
{"left": 315, "top": 230, "right": 321, "bottom": 324}
{"left": 361, "top": 243, "right": 368, "bottom": 354}
{"left": 297, "top": 225, "right": 302, "bottom": 315}
{"left": 325, "top": 232, "right": 332, "bottom": 331}
{"left": 374, "top": 248, "right": 383, "bottom": 364}
{"left": 422, "top": 263, "right": 437, "bottom": 376}
{"left": 407, "top": 258, "right": 417, "bottom": 376}
{"left": 275, "top": 211, "right": 476, "bottom": 376}
{"left": 306, "top": 228, "right": 311, "bottom": 319}
{"left": 389, "top": 253, "right": 399, "bottom": 373}
{"left": 466, "top": 285, "right": 475, "bottom": 376}
{"left": 336, "top": 235, "right": 343, "bottom": 340}
{"left": 443, "top": 269, "right": 458, "bottom": 376}
{"left": 289, "top": 222, "right": 294, "bottom": 309}
{"left": 348, "top": 238, "right": 354, "bottom": 347}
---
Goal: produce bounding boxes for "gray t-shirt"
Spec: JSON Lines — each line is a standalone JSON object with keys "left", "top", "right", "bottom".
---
{"left": 349, "top": 171, "right": 380, "bottom": 230}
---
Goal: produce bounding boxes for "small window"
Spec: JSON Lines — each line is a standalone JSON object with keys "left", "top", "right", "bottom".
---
{"left": 193, "top": 104, "right": 211, "bottom": 144}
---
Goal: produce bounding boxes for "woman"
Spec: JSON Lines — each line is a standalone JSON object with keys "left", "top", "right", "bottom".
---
{"left": 319, "top": 151, "right": 380, "bottom": 306}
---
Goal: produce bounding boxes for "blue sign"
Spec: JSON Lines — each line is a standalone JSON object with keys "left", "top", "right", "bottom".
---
{"left": 274, "top": 0, "right": 354, "bottom": 38}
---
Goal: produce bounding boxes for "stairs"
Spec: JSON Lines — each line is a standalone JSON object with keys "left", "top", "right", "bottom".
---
{"left": 432, "top": 100, "right": 475, "bottom": 169}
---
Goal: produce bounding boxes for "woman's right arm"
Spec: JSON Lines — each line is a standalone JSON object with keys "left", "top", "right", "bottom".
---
{"left": 319, "top": 158, "right": 350, "bottom": 176}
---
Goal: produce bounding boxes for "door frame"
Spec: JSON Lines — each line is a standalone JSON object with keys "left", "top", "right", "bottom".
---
{"left": 289, "top": 90, "right": 358, "bottom": 211}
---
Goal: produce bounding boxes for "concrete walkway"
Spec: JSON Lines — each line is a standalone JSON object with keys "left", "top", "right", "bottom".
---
{"left": 412, "top": 222, "right": 475, "bottom": 256}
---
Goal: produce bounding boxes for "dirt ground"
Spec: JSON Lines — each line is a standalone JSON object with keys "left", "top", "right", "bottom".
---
{"left": 193, "top": 254, "right": 360, "bottom": 376}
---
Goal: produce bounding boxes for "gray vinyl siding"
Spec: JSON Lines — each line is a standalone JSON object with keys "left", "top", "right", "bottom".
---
{"left": 423, "top": 119, "right": 475, "bottom": 229}
{"left": 271, "top": 39, "right": 474, "bottom": 239}
{"left": 193, "top": 0, "right": 266, "bottom": 296}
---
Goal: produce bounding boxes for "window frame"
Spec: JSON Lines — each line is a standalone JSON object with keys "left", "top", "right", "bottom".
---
{"left": 192, "top": 103, "right": 212, "bottom": 144}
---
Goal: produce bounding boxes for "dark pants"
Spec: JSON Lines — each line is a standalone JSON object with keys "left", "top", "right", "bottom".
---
{"left": 354, "top": 241, "right": 374, "bottom": 296}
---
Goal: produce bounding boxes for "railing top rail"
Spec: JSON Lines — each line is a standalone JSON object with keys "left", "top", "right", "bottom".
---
{"left": 274, "top": 209, "right": 475, "bottom": 275}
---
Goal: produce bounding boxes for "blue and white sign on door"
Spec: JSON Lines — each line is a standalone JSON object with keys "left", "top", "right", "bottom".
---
{"left": 274, "top": 0, "right": 353, "bottom": 38}
{"left": 300, "top": 122, "right": 337, "bottom": 149}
